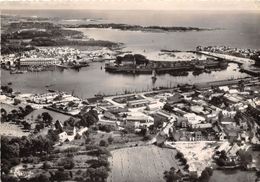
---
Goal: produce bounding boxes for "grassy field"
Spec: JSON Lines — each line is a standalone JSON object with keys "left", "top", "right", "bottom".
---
{"left": 108, "top": 145, "right": 181, "bottom": 182}
{"left": 0, "top": 123, "right": 29, "bottom": 137}
{"left": 24, "top": 108, "right": 73, "bottom": 125}
{"left": 210, "top": 170, "right": 257, "bottom": 182}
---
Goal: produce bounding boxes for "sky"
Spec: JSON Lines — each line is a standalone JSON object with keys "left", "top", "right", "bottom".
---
{"left": 0, "top": 0, "right": 260, "bottom": 10}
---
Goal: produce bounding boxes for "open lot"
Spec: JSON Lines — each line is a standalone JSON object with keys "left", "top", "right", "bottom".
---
{"left": 108, "top": 145, "right": 181, "bottom": 182}
{"left": 174, "top": 141, "right": 222, "bottom": 175}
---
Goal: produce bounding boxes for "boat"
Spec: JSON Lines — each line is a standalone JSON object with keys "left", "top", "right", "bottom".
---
{"left": 10, "top": 70, "right": 26, "bottom": 74}
{"left": 204, "top": 69, "right": 212, "bottom": 73}
{"left": 47, "top": 89, "right": 56, "bottom": 93}
{"left": 71, "top": 64, "right": 88, "bottom": 70}
{"left": 151, "top": 69, "right": 157, "bottom": 83}
{"left": 194, "top": 65, "right": 205, "bottom": 70}
{"left": 45, "top": 84, "right": 54, "bottom": 88}
{"left": 7, "top": 82, "right": 12, "bottom": 85}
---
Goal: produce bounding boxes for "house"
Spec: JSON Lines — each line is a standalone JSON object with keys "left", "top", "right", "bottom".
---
{"left": 19, "top": 58, "right": 59, "bottom": 66}
{"left": 219, "top": 86, "right": 229, "bottom": 92}
{"left": 167, "top": 93, "right": 183, "bottom": 104}
{"left": 58, "top": 127, "right": 76, "bottom": 142}
{"left": 240, "top": 131, "right": 250, "bottom": 142}
{"left": 146, "top": 102, "right": 164, "bottom": 111}
{"left": 103, "top": 111, "right": 117, "bottom": 120}
{"left": 183, "top": 113, "right": 205, "bottom": 125}
{"left": 175, "top": 117, "right": 188, "bottom": 128}
{"left": 127, "top": 99, "right": 150, "bottom": 108}
{"left": 190, "top": 105, "right": 206, "bottom": 115}
{"left": 222, "top": 110, "right": 237, "bottom": 118}
{"left": 227, "top": 143, "right": 240, "bottom": 157}
{"left": 77, "top": 127, "right": 88, "bottom": 136}
{"left": 206, "top": 113, "right": 218, "bottom": 122}
{"left": 195, "top": 131, "right": 202, "bottom": 141}
{"left": 192, "top": 123, "right": 213, "bottom": 129}
{"left": 251, "top": 133, "right": 260, "bottom": 144}
{"left": 219, "top": 133, "right": 227, "bottom": 141}
{"left": 123, "top": 112, "right": 154, "bottom": 129}
{"left": 157, "top": 110, "right": 174, "bottom": 120}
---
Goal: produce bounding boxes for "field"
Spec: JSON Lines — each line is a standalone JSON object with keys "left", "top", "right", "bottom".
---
{"left": 24, "top": 108, "right": 72, "bottom": 124}
{"left": 108, "top": 145, "right": 181, "bottom": 182}
{"left": 210, "top": 170, "right": 257, "bottom": 182}
{"left": 0, "top": 123, "right": 29, "bottom": 137}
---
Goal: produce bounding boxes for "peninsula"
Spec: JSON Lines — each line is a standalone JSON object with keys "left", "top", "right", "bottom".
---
{"left": 64, "top": 23, "right": 216, "bottom": 32}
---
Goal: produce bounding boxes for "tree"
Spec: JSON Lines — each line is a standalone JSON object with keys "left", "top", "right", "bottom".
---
{"left": 163, "top": 167, "right": 182, "bottom": 182}
{"left": 85, "top": 166, "right": 109, "bottom": 182}
{"left": 28, "top": 173, "right": 50, "bottom": 182}
{"left": 99, "top": 140, "right": 108, "bottom": 147}
{"left": 234, "top": 111, "right": 243, "bottom": 124}
{"left": 107, "top": 136, "right": 114, "bottom": 144}
{"left": 237, "top": 150, "right": 252, "bottom": 169}
{"left": 46, "top": 129, "right": 59, "bottom": 142}
{"left": 42, "top": 161, "right": 51, "bottom": 170}
{"left": 42, "top": 112, "right": 53, "bottom": 125}
{"left": 198, "top": 167, "right": 213, "bottom": 182}
{"left": 13, "top": 98, "right": 21, "bottom": 105}
{"left": 53, "top": 168, "right": 68, "bottom": 181}
{"left": 58, "top": 157, "right": 75, "bottom": 170}
{"left": 184, "top": 164, "right": 189, "bottom": 170}
{"left": 1, "top": 108, "right": 7, "bottom": 122}
{"left": 1, "top": 108, "right": 7, "bottom": 115}
{"left": 80, "top": 109, "right": 99, "bottom": 127}
{"left": 1, "top": 175, "right": 19, "bottom": 182}
{"left": 25, "top": 105, "right": 34, "bottom": 115}
{"left": 67, "top": 101, "right": 75, "bottom": 107}
{"left": 143, "top": 134, "right": 152, "bottom": 141}
{"left": 176, "top": 152, "right": 184, "bottom": 159}
{"left": 22, "top": 122, "right": 31, "bottom": 130}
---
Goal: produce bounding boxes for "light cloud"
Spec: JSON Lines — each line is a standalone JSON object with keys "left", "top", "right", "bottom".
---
{"left": 0, "top": 0, "right": 259, "bottom": 10}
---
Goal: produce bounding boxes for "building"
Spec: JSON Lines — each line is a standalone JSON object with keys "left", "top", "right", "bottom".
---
{"left": 123, "top": 112, "right": 154, "bottom": 129}
{"left": 183, "top": 113, "right": 205, "bottom": 125}
{"left": 19, "top": 58, "right": 59, "bottom": 66}
{"left": 58, "top": 127, "right": 76, "bottom": 142}
{"left": 127, "top": 99, "right": 150, "bottom": 108}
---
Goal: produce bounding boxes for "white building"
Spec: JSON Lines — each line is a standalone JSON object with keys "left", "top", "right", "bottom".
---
{"left": 58, "top": 127, "right": 76, "bottom": 142}
{"left": 183, "top": 113, "right": 205, "bottom": 125}
{"left": 19, "top": 58, "right": 59, "bottom": 66}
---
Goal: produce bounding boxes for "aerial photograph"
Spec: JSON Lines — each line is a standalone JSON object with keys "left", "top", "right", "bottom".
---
{"left": 0, "top": 0, "right": 260, "bottom": 181}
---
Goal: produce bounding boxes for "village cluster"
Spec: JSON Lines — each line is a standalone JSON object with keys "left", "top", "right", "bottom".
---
{"left": 1, "top": 76, "right": 260, "bottom": 178}
{"left": 197, "top": 45, "right": 259, "bottom": 59}
{"left": 0, "top": 46, "right": 116, "bottom": 72}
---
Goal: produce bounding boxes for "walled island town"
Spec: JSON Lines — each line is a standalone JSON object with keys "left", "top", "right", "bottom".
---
{"left": 1, "top": 6, "right": 260, "bottom": 182}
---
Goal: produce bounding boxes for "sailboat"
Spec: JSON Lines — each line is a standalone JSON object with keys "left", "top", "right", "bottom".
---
{"left": 151, "top": 69, "right": 157, "bottom": 81}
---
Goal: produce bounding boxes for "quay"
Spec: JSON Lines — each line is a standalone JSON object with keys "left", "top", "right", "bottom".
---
{"left": 196, "top": 77, "right": 260, "bottom": 90}
{"left": 197, "top": 51, "right": 260, "bottom": 76}
{"left": 91, "top": 77, "right": 260, "bottom": 100}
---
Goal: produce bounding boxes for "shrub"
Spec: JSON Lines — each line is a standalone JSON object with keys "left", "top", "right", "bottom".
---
{"left": 107, "top": 136, "right": 114, "bottom": 144}
{"left": 99, "top": 140, "right": 108, "bottom": 147}
{"left": 58, "top": 157, "right": 75, "bottom": 170}
{"left": 42, "top": 161, "right": 51, "bottom": 170}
